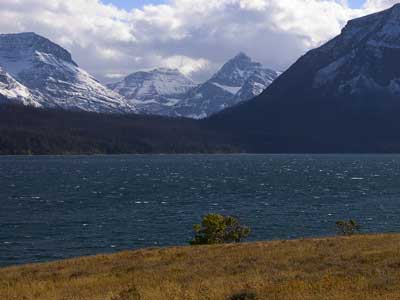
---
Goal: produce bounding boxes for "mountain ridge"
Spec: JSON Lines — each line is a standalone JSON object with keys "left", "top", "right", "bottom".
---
{"left": 208, "top": 3, "right": 400, "bottom": 152}
{"left": 0, "top": 32, "right": 135, "bottom": 113}
{"left": 108, "top": 52, "right": 280, "bottom": 118}
{"left": 174, "top": 52, "right": 279, "bottom": 118}
{"left": 0, "top": 33, "right": 279, "bottom": 118}
{"left": 107, "top": 67, "right": 197, "bottom": 116}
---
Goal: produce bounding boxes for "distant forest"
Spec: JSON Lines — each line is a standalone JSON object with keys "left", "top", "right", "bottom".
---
{"left": 0, "top": 104, "right": 239, "bottom": 155}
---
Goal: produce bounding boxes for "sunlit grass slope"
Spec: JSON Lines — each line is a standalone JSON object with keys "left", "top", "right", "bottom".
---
{"left": 1, "top": 234, "right": 400, "bottom": 300}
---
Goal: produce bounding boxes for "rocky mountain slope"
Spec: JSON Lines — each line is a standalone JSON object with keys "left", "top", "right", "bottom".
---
{"left": 0, "top": 33, "right": 278, "bottom": 118}
{"left": 0, "top": 32, "right": 134, "bottom": 113}
{"left": 107, "top": 68, "right": 196, "bottom": 116}
{"left": 174, "top": 53, "right": 279, "bottom": 118}
{"left": 109, "top": 53, "right": 279, "bottom": 118}
{"left": 209, "top": 4, "right": 400, "bottom": 152}
{"left": 0, "top": 66, "right": 41, "bottom": 107}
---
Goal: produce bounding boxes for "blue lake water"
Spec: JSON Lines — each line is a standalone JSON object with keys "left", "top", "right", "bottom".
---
{"left": 1, "top": 154, "right": 400, "bottom": 267}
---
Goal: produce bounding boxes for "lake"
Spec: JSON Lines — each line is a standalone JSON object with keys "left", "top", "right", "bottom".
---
{"left": 1, "top": 154, "right": 400, "bottom": 267}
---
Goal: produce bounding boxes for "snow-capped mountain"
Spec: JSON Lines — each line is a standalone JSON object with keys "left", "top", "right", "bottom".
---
{"left": 107, "top": 68, "right": 196, "bottom": 115}
{"left": 0, "top": 32, "right": 134, "bottom": 113}
{"left": 0, "top": 32, "right": 277, "bottom": 118}
{"left": 109, "top": 53, "right": 279, "bottom": 118}
{"left": 0, "top": 66, "right": 41, "bottom": 107}
{"left": 210, "top": 3, "right": 400, "bottom": 152}
{"left": 311, "top": 3, "right": 400, "bottom": 98}
{"left": 173, "top": 53, "right": 279, "bottom": 118}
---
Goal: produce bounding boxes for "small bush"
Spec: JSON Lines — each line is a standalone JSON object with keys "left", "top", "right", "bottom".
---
{"left": 190, "top": 214, "right": 250, "bottom": 245}
{"left": 111, "top": 287, "right": 141, "bottom": 300}
{"left": 336, "top": 219, "right": 361, "bottom": 236}
{"left": 229, "top": 290, "right": 257, "bottom": 300}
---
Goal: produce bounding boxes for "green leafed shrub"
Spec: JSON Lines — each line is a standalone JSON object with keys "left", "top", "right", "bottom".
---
{"left": 336, "top": 219, "right": 361, "bottom": 236}
{"left": 190, "top": 214, "right": 250, "bottom": 245}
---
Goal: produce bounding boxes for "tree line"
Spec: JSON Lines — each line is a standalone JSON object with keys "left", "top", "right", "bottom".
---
{"left": 0, "top": 104, "right": 239, "bottom": 155}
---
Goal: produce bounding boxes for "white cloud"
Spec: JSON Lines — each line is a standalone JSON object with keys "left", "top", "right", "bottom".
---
{"left": 0, "top": 0, "right": 398, "bottom": 83}
{"left": 162, "top": 55, "right": 210, "bottom": 77}
{"left": 363, "top": 0, "right": 400, "bottom": 10}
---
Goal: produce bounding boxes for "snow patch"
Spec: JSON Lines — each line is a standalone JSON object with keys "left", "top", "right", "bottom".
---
{"left": 211, "top": 82, "right": 242, "bottom": 94}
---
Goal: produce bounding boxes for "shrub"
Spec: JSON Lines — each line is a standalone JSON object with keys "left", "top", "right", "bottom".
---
{"left": 111, "top": 287, "right": 141, "bottom": 300}
{"left": 336, "top": 219, "right": 361, "bottom": 236}
{"left": 190, "top": 214, "right": 250, "bottom": 245}
{"left": 229, "top": 290, "right": 257, "bottom": 300}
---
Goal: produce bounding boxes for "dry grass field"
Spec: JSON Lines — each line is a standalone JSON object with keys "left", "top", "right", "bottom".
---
{"left": 1, "top": 234, "right": 400, "bottom": 300}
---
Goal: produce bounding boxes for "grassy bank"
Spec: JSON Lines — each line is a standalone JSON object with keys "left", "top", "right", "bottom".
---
{"left": 1, "top": 234, "right": 400, "bottom": 300}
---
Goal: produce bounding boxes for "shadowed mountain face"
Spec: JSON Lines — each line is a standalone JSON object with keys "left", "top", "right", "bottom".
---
{"left": 208, "top": 4, "right": 400, "bottom": 153}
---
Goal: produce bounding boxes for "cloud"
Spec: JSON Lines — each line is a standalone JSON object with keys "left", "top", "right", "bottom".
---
{"left": 0, "top": 0, "right": 397, "bottom": 83}
{"left": 363, "top": 0, "right": 400, "bottom": 10}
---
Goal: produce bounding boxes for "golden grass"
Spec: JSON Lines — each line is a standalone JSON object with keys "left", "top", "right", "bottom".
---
{"left": 1, "top": 234, "right": 400, "bottom": 300}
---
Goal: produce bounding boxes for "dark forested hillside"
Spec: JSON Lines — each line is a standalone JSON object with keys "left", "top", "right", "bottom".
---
{"left": 0, "top": 104, "right": 238, "bottom": 155}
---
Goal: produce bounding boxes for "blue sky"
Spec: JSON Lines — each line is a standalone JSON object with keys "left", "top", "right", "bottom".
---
{"left": 349, "top": 0, "right": 366, "bottom": 8}
{"left": 103, "top": 0, "right": 366, "bottom": 10}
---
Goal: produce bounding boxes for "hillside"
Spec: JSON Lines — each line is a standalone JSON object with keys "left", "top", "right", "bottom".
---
{"left": 1, "top": 234, "right": 400, "bottom": 300}
{"left": 209, "top": 4, "right": 400, "bottom": 153}
{"left": 0, "top": 104, "right": 236, "bottom": 154}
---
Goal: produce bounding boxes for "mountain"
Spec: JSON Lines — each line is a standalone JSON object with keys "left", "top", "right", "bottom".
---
{"left": 174, "top": 53, "right": 279, "bottom": 118}
{"left": 0, "top": 32, "right": 134, "bottom": 113}
{"left": 0, "top": 66, "right": 41, "bottom": 107}
{"left": 0, "top": 33, "right": 277, "bottom": 118}
{"left": 107, "top": 68, "right": 196, "bottom": 115}
{"left": 108, "top": 53, "right": 279, "bottom": 118}
{"left": 209, "top": 4, "right": 400, "bottom": 152}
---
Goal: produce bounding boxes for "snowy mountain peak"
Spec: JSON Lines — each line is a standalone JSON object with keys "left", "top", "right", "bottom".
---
{"left": 171, "top": 53, "right": 280, "bottom": 118}
{"left": 326, "top": 3, "right": 400, "bottom": 53}
{"left": 0, "top": 32, "right": 134, "bottom": 113}
{"left": 108, "top": 67, "right": 196, "bottom": 115}
{"left": 0, "top": 32, "right": 77, "bottom": 67}
{"left": 232, "top": 52, "right": 252, "bottom": 62}
{"left": 108, "top": 53, "right": 280, "bottom": 119}
{"left": 298, "top": 5, "right": 400, "bottom": 100}
{"left": 110, "top": 67, "right": 196, "bottom": 97}
{"left": 210, "top": 52, "right": 267, "bottom": 87}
